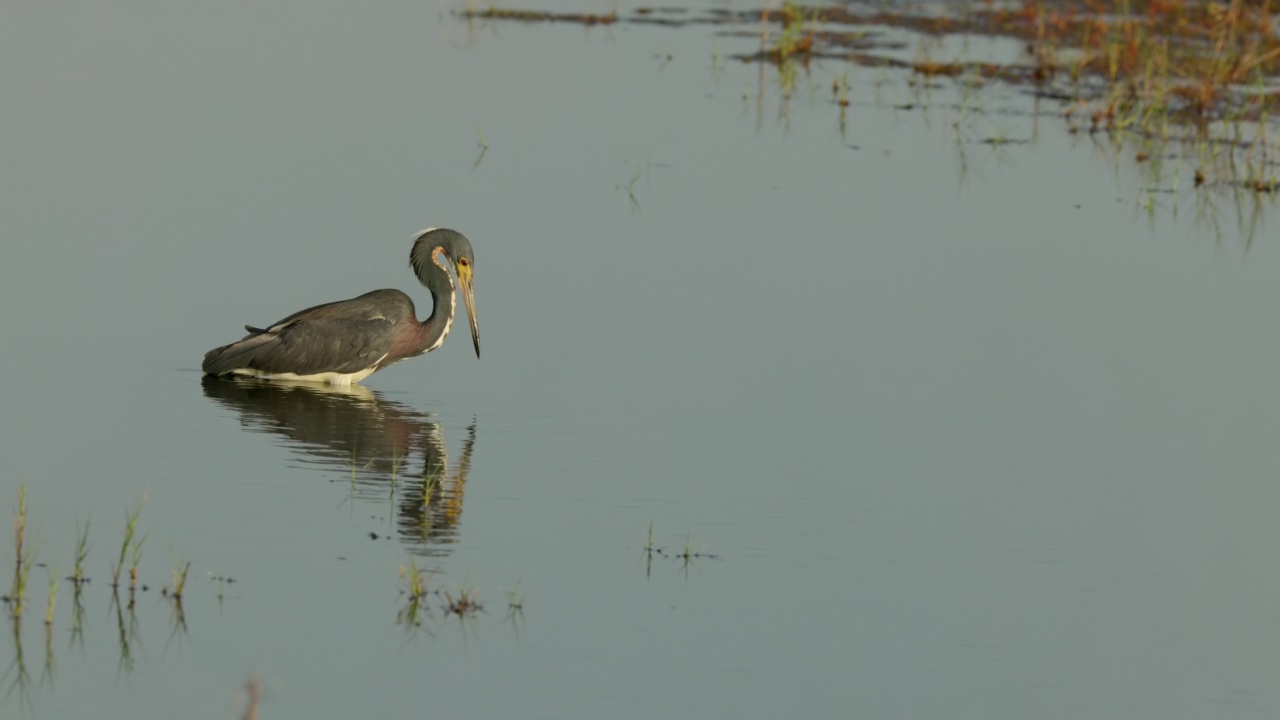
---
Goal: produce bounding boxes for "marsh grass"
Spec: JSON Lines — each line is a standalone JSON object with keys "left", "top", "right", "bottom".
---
{"left": 642, "top": 522, "right": 720, "bottom": 578}
{"left": 459, "top": 1, "right": 617, "bottom": 25}
{"left": 472, "top": 125, "right": 489, "bottom": 170}
{"left": 468, "top": 1, "right": 1280, "bottom": 214}
{"left": 42, "top": 569, "right": 56, "bottom": 627}
{"left": 754, "top": 1, "right": 822, "bottom": 100}
{"left": 165, "top": 561, "right": 191, "bottom": 600}
{"left": 110, "top": 498, "right": 145, "bottom": 590}
{"left": 914, "top": 0, "right": 1279, "bottom": 194}
{"left": 399, "top": 558, "right": 432, "bottom": 601}
{"left": 443, "top": 582, "right": 484, "bottom": 618}
{"left": 6, "top": 485, "right": 33, "bottom": 619}
{"left": 395, "top": 558, "right": 432, "bottom": 630}
{"left": 641, "top": 519, "right": 665, "bottom": 577}
{"left": 39, "top": 499, "right": 228, "bottom": 681}
{"left": 766, "top": 1, "right": 816, "bottom": 64}
{"left": 162, "top": 563, "right": 191, "bottom": 650}
{"left": 0, "top": 488, "right": 236, "bottom": 696}
{"left": 833, "top": 71, "right": 851, "bottom": 107}
{"left": 69, "top": 518, "right": 89, "bottom": 588}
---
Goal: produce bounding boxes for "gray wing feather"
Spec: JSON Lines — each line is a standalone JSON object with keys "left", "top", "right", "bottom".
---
{"left": 203, "top": 318, "right": 394, "bottom": 376}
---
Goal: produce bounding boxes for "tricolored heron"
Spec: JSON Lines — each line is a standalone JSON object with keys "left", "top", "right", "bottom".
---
{"left": 202, "top": 228, "right": 479, "bottom": 385}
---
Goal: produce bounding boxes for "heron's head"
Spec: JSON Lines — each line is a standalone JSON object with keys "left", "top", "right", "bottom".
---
{"left": 411, "top": 228, "right": 480, "bottom": 358}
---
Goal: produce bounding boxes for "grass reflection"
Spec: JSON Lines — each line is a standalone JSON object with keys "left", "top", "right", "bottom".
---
{"left": 3, "top": 616, "right": 31, "bottom": 713}
{"left": 110, "top": 588, "right": 142, "bottom": 676}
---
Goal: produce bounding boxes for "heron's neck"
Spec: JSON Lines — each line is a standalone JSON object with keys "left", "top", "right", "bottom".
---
{"left": 418, "top": 256, "right": 457, "bottom": 354}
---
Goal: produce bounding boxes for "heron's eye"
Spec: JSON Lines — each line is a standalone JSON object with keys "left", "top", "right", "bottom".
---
{"left": 458, "top": 258, "right": 469, "bottom": 267}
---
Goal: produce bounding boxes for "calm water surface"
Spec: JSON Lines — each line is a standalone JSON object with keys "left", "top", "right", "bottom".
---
{"left": 3, "top": 2, "right": 1280, "bottom": 718}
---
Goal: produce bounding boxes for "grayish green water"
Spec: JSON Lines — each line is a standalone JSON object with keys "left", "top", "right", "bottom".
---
{"left": 3, "top": 2, "right": 1280, "bottom": 718}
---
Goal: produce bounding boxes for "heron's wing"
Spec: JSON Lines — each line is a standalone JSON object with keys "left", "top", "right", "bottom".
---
{"left": 257, "top": 290, "right": 411, "bottom": 334}
{"left": 202, "top": 318, "right": 395, "bottom": 376}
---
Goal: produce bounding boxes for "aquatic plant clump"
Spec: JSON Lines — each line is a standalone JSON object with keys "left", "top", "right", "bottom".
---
{"left": 460, "top": 0, "right": 1280, "bottom": 197}
{"left": 963, "top": 1, "right": 1280, "bottom": 123}
{"left": 745, "top": 1, "right": 1280, "bottom": 137}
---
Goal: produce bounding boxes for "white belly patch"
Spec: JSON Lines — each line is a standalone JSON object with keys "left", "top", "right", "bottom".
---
{"left": 227, "top": 354, "right": 387, "bottom": 386}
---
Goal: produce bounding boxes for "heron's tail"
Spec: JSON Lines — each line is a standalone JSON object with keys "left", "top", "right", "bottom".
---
{"left": 202, "top": 332, "right": 278, "bottom": 375}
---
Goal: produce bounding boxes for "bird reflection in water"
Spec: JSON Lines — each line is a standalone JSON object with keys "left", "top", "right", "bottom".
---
{"left": 201, "top": 376, "right": 476, "bottom": 553}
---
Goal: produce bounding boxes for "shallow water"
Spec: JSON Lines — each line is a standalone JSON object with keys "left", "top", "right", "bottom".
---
{"left": 3, "top": 2, "right": 1280, "bottom": 718}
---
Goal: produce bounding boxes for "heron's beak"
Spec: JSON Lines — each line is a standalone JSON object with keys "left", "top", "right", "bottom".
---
{"left": 457, "top": 264, "right": 480, "bottom": 358}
